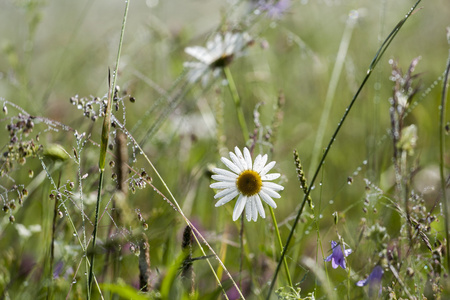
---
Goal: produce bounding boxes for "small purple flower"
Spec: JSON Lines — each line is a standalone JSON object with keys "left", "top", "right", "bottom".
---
{"left": 258, "top": 0, "right": 291, "bottom": 19}
{"left": 53, "top": 261, "right": 64, "bottom": 279}
{"left": 325, "top": 240, "right": 352, "bottom": 269}
{"left": 357, "top": 265, "right": 384, "bottom": 297}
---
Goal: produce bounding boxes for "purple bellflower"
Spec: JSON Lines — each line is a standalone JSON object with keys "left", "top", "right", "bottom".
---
{"left": 325, "top": 240, "right": 352, "bottom": 269}
{"left": 258, "top": 0, "right": 291, "bottom": 19}
{"left": 357, "top": 265, "right": 384, "bottom": 297}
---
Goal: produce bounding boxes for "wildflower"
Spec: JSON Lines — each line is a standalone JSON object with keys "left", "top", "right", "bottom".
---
{"left": 356, "top": 265, "right": 384, "bottom": 297}
{"left": 258, "top": 0, "right": 291, "bottom": 19}
{"left": 184, "top": 32, "right": 251, "bottom": 86}
{"left": 325, "top": 240, "right": 352, "bottom": 269}
{"left": 210, "top": 147, "right": 284, "bottom": 222}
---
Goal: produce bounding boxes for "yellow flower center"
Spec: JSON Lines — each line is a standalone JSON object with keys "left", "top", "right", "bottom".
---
{"left": 236, "top": 170, "right": 262, "bottom": 197}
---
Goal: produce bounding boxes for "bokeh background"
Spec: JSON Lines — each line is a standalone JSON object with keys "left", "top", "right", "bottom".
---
{"left": 0, "top": 0, "right": 449, "bottom": 298}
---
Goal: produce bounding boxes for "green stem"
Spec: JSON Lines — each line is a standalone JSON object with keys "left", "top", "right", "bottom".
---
{"left": 266, "top": 1, "right": 422, "bottom": 297}
{"left": 88, "top": 1, "right": 130, "bottom": 298}
{"left": 269, "top": 206, "right": 293, "bottom": 287}
{"left": 439, "top": 34, "right": 450, "bottom": 274}
{"left": 223, "top": 66, "right": 249, "bottom": 142}
{"left": 88, "top": 171, "right": 104, "bottom": 296}
{"left": 239, "top": 217, "right": 244, "bottom": 289}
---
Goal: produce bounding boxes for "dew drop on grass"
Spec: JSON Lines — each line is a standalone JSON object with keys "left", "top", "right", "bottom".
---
{"left": 72, "top": 279, "right": 77, "bottom": 284}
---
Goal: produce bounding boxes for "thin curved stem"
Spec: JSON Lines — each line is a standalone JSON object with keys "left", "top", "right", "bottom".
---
{"left": 266, "top": 1, "right": 422, "bottom": 298}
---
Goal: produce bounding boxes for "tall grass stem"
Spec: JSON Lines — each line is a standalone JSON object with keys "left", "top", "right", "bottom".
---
{"left": 223, "top": 66, "right": 249, "bottom": 142}
{"left": 266, "top": 1, "right": 422, "bottom": 298}
{"left": 88, "top": 0, "right": 130, "bottom": 297}
{"left": 268, "top": 206, "right": 293, "bottom": 287}
{"left": 439, "top": 30, "right": 450, "bottom": 273}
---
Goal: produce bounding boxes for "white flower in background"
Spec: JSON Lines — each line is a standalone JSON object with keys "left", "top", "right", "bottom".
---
{"left": 15, "top": 223, "right": 42, "bottom": 238}
{"left": 184, "top": 32, "right": 251, "bottom": 86}
{"left": 210, "top": 147, "right": 284, "bottom": 222}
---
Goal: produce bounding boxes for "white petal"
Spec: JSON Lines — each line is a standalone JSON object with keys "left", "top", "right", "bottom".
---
{"left": 215, "top": 190, "right": 239, "bottom": 207}
{"left": 183, "top": 61, "right": 206, "bottom": 69}
{"left": 210, "top": 181, "right": 235, "bottom": 189}
{"left": 251, "top": 196, "right": 258, "bottom": 221}
{"left": 243, "top": 147, "right": 253, "bottom": 170}
{"left": 253, "top": 154, "right": 262, "bottom": 170}
{"left": 230, "top": 152, "right": 245, "bottom": 173}
{"left": 258, "top": 190, "right": 277, "bottom": 208}
{"left": 214, "top": 187, "right": 237, "bottom": 199}
{"left": 220, "top": 157, "right": 241, "bottom": 174}
{"left": 245, "top": 197, "right": 252, "bottom": 221}
{"left": 185, "top": 46, "right": 212, "bottom": 62}
{"left": 233, "top": 195, "right": 247, "bottom": 221}
{"left": 259, "top": 161, "right": 276, "bottom": 177}
{"left": 233, "top": 147, "right": 248, "bottom": 170}
{"left": 255, "top": 195, "right": 265, "bottom": 219}
{"left": 201, "top": 72, "right": 212, "bottom": 87}
{"left": 212, "top": 174, "right": 236, "bottom": 182}
{"left": 261, "top": 186, "right": 281, "bottom": 199}
{"left": 262, "top": 181, "right": 284, "bottom": 192}
{"left": 253, "top": 154, "right": 268, "bottom": 173}
{"left": 213, "top": 167, "right": 239, "bottom": 178}
{"left": 261, "top": 173, "right": 281, "bottom": 181}
{"left": 184, "top": 63, "right": 208, "bottom": 83}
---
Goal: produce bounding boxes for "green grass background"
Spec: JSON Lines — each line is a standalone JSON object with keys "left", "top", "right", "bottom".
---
{"left": 0, "top": 0, "right": 449, "bottom": 299}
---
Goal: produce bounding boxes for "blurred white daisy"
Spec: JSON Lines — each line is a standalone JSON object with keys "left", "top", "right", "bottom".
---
{"left": 184, "top": 32, "right": 251, "bottom": 86}
{"left": 210, "top": 147, "right": 284, "bottom": 222}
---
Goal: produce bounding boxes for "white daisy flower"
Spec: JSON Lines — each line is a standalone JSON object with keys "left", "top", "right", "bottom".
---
{"left": 210, "top": 147, "right": 284, "bottom": 222}
{"left": 183, "top": 32, "right": 251, "bottom": 86}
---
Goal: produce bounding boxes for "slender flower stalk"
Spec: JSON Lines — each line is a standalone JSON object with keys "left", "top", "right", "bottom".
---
{"left": 269, "top": 206, "right": 293, "bottom": 287}
{"left": 88, "top": 1, "right": 129, "bottom": 297}
{"left": 439, "top": 28, "right": 450, "bottom": 273}
{"left": 223, "top": 67, "right": 249, "bottom": 142}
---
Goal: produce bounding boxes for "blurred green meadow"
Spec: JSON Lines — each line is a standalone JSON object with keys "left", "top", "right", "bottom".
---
{"left": 1, "top": 0, "right": 450, "bottom": 299}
